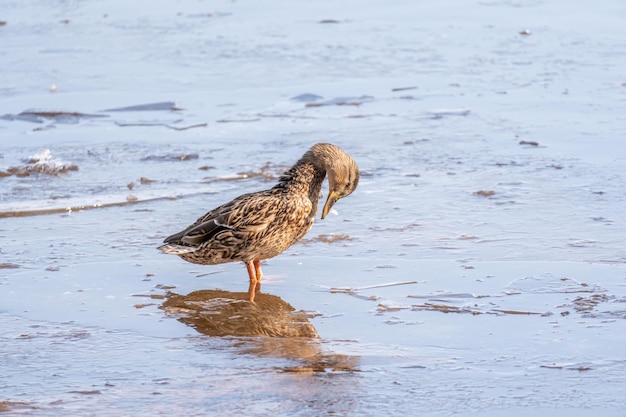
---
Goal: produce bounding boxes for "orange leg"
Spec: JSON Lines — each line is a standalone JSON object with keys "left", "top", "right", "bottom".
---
{"left": 253, "top": 259, "right": 263, "bottom": 282}
{"left": 245, "top": 260, "right": 262, "bottom": 302}
{"left": 245, "top": 261, "right": 256, "bottom": 283}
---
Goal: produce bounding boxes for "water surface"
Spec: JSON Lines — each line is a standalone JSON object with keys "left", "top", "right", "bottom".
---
{"left": 1, "top": 0, "right": 625, "bottom": 415}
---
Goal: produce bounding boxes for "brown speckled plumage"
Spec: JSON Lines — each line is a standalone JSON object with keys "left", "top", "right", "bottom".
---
{"left": 158, "top": 143, "right": 359, "bottom": 301}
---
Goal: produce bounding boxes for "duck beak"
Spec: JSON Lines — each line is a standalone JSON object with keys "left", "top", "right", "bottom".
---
{"left": 321, "top": 190, "right": 340, "bottom": 219}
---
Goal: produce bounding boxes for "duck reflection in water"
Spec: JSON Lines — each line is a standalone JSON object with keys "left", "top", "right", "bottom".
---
{"left": 160, "top": 287, "right": 358, "bottom": 373}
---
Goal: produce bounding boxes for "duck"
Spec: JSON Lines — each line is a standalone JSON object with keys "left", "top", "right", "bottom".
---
{"left": 158, "top": 143, "right": 359, "bottom": 301}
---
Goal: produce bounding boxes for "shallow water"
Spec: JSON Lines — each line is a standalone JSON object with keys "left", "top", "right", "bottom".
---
{"left": 1, "top": 0, "right": 626, "bottom": 415}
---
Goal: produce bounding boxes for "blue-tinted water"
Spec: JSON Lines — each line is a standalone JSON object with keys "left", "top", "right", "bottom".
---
{"left": 1, "top": 0, "right": 625, "bottom": 415}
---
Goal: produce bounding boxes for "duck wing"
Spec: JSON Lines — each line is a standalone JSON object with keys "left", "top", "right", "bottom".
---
{"left": 163, "top": 191, "right": 278, "bottom": 248}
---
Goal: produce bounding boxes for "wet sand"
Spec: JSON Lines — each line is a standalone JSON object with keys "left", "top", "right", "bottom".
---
{"left": 1, "top": 0, "right": 626, "bottom": 415}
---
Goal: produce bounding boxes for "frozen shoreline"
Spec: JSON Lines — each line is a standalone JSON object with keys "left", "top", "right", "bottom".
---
{"left": 2, "top": 0, "right": 625, "bottom": 415}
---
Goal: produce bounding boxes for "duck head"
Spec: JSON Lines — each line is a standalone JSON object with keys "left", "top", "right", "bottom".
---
{"left": 321, "top": 147, "right": 360, "bottom": 219}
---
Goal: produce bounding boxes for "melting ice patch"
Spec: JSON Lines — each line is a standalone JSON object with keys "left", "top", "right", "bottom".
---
{"left": 14, "top": 149, "right": 79, "bottom": 176}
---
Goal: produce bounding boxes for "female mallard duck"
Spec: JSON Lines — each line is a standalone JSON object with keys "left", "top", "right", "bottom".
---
{"left": 158, "top": 143, "right": 359, "bottom": 301}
